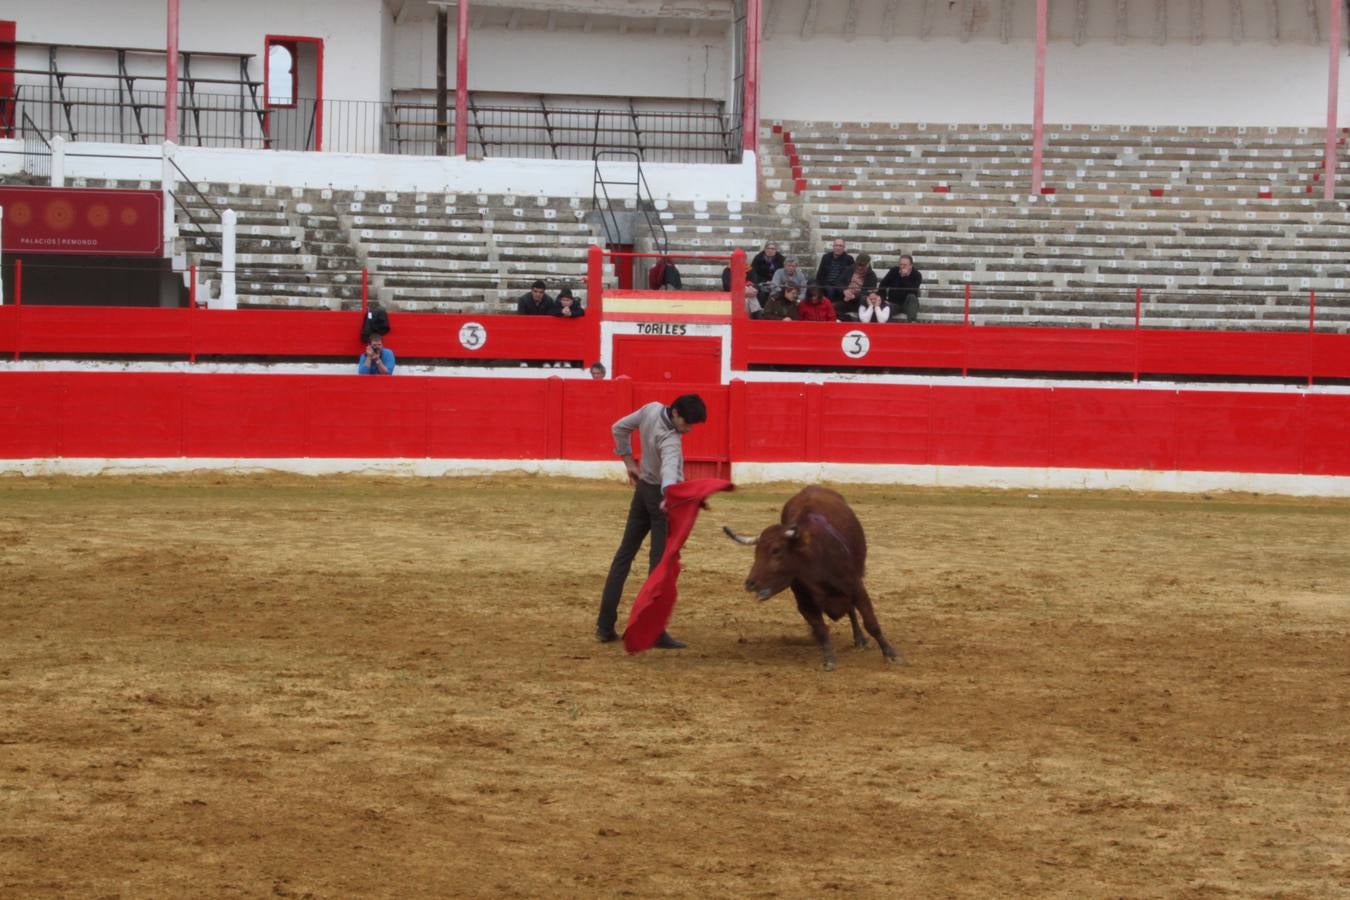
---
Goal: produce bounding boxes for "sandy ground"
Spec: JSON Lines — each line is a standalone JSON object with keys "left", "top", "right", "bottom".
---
{"left": 1, "top": 474, "right": 1348, "bottom": 898}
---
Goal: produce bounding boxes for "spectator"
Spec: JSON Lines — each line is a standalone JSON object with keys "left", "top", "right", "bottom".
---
{"left": 358, "top": 333, "right": 395, "bottom": 374}
{"left": 880, "top": 255, "right": 923, "bottom": 322}
{"left": 744, "top": 281, "right": 764, "bottom": 319}
{"left": 814, "top": 238, "right": 855, "bottom": 303}
{"left": 589, "top": 362, "right": 607, "bottom": 380}
{"left": 761, "top": 283, "right": 801, "bottom": 321}
{"left": 554, "top": 287, "right": 585, "bottom": 318}
{"left": 360, "top": 300, "right": 391, "bottom": 343}
{"left": 858, "top": 289, "right": 891, "bottom": 324}
{"left": 721, "top": 265, "right": 732, "bottom": 292}
{"left": 649, "top": 257, "right": 682, "bottom": 290}
{"left": 797, "top": 285, "right": 837, "bottom": 322}
{"left": 770, "top": 256, "right": 810, "bottom": 295}
{"left": 749, "top": 241, "right": 785, "bottom": 287}
{"left": 837, "top": 252, "right": 878, "bottom": 321}
{"left": 517, "top": 280, "right": 555, "bottom": 315}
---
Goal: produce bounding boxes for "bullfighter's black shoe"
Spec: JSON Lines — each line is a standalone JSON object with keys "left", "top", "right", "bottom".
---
{"left": 653, "top": 632, "right": 687, "bottom": 650}
{"left": 595, "top": 628, "right": 621, "bottom": 643}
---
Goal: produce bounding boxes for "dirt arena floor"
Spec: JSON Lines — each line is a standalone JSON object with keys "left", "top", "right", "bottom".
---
{"left": 2, "top": 474, "right": 1348, "bottom": 898}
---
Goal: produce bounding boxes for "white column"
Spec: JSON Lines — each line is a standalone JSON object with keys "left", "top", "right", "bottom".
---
{"left": 50, "top": 135, "right": 66, "bottom": 188}
{"left": 220, "top": 208, "right": 238, "bottom": 309}
{"left": 161, "top": 141, "right": 178, "bottom": 254}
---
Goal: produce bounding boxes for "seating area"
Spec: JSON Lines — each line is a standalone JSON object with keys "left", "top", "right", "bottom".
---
{"left": 758, "top": 121, "right": 1350, "bottom": 331}
{"left": 45, "top": 118, "right": 1350, "bottom": 333}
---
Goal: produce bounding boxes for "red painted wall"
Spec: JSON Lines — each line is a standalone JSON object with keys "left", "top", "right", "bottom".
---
{"left": 0, "top": 21, "right": 13, "bottom": 139}
{"left": 2, "top": 372, "right": 1348, "bottom": 479}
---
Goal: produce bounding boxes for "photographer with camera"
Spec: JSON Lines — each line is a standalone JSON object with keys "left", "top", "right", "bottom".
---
{"left": 358, "top": 333, "right": 396, "bottom": 375}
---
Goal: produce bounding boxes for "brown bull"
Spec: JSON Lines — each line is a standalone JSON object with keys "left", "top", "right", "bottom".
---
{"left": 724, "top": 486, "right": 901, "bottom": 671}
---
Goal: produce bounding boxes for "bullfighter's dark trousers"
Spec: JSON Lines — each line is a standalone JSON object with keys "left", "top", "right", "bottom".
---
{"left": 597, "top": 479, "right": 667, "bottom": 634}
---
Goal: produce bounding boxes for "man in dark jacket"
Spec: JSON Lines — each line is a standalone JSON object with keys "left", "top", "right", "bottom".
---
{"left": 517, "top": 280, "right": 555, "bottom": 315}
{"left": 814, "top": 238, "right": 854, "bottom": 302}
{"left": 879, "top": 255, "right": 923, "bottom": 322}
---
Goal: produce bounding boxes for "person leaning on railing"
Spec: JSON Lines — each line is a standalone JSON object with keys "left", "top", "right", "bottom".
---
{"left": 553, "top": 287, "right": 585, "bottom": 318}
{"left": 517, "top": 280, "right": 556, "bottom": 315}
{"left": 880, "top": 255, "right": 923, "bottom": 323}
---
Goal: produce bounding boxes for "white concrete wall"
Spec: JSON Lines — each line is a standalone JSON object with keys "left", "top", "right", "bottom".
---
{"left": 760, "top": 37, "right": 1349, "bottom": 127}
{"left": 8, "top": 0, "right": 386, "bottom": 103}
{"left": 390, "top": 21, "right": 730, "bottom": 100}
{"left": 36, "top": 140, "right": 759, "bottom": 201}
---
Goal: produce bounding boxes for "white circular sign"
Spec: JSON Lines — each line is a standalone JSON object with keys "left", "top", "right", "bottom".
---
{"left": 458, "top": 321, "right": 487, "bottom": 351}
{"left": 841, "top": 329, "right": 871, "bottom": 359}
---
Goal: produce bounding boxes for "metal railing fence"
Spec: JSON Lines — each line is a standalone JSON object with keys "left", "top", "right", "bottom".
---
{"left": 6, "top": 83, "right": 738, "bottom": 163}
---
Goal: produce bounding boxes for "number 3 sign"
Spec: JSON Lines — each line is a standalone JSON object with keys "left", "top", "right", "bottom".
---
{"left": 841, "top": 329, "right": 870, "bottom": 359}
{"left": 458, "top": 322, "right": 487, "bottom": 351}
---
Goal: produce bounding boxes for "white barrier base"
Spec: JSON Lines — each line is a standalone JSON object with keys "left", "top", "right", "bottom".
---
{"left": 2, "top": 457, "right": 1348, "bottom": 498}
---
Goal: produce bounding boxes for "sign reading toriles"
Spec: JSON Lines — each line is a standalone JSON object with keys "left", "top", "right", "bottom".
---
{"left": 0, "top": 186, "right": 163, "bottom": 256}
{"left": 636, "top": 322, "right": 689, "bottom": 335}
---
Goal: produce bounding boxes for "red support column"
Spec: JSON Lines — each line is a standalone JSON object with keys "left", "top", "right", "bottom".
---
{"left": 742, "top": 0, "right": 761, "bottom": 157}
{"left": 165, "top": 0, "right": 180, "bottom": 143}
{"left": 1324, "top": 0, "right": 1341, "bottom": 200}
{"left": 455, "top": 0, "right": 469, "bottom": 157}
{"left": 188, "top": 264, "right": 197, "bottom": 363}
{"left": 1309, "top": 290, "right": 1318, "bottom": 386}
{"left": 1030, "top": 0, "right": 1047, "bottom": 195}
{"left": 1134, "top": 287, "right": 1143, "bottom": 382}
{"left": 729, "top": 247, "right": 747, "bottom": 310}
{"left": 586, "top": 245, "right": 604, "bottom": 368}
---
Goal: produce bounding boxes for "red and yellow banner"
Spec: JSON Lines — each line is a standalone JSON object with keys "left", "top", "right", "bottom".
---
{"left": 0, "top": 186, "right": 162, "bottom": 256}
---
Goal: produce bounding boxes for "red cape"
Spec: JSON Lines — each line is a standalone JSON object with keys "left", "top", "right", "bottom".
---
{"left": 623, "top": 478, "right": 735, "bottom": 654}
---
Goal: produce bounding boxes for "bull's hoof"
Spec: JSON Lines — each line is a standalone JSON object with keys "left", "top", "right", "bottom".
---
{"left": 822, "top": 659, "right": 837, "bottom": 672}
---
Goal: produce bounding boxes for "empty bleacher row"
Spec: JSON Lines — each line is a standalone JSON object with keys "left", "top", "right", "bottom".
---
{"left": 153, "top": 179, "right": 800, "bottom": 311}
{"left": 759, "top": 121, "right": 1350, "bottom": 331}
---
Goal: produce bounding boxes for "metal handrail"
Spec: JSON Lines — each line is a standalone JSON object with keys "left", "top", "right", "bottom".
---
{"left": 20, "top": 110, "right": 51, "bottom": 151}
{"left": 164, "top": 155, "right": 224, "bottom": 255}
{"left": 591, "top": 149, "right": 669, "bottom": 256}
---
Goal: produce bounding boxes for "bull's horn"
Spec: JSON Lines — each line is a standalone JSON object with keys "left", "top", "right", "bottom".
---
{"left": 722, "top": 526, "right": 758, "bottom": 546}
{"left": 783, "top": 527, "right": 798, "bottom": 539}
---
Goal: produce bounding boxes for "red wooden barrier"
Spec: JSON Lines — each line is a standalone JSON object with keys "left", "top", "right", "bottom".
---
{"left": 1, "top": 372, "right": 1348, "bottom": 478}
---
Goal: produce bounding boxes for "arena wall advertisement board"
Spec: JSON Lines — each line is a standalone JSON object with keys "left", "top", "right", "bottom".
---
{"left": 0, "top": 186, "right": 162, "bottom": 256}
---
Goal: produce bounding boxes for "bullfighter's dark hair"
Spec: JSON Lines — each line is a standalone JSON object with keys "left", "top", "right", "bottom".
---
{"left": 670, "top": 394, "right": 708, "bottom": 425}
